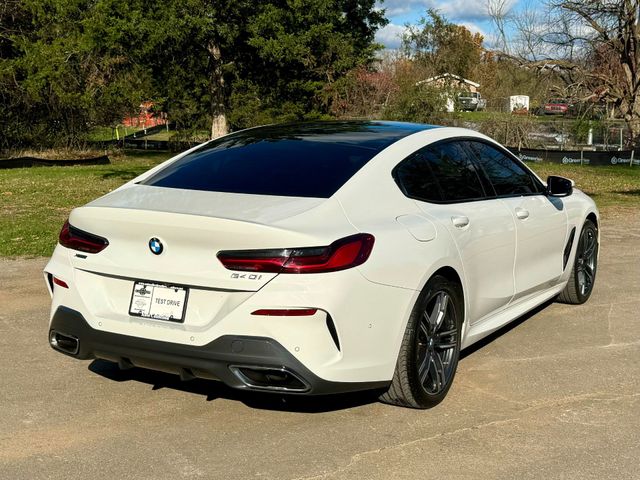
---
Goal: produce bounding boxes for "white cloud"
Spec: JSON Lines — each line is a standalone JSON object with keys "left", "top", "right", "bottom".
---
{"left": 377, "top": 0, "right": 426, "bottom": 18}
{"left": 458, "top": 21, "right": 486, "bottom": 37}
{"left": 377, "top": 0, "right": 517, "bottom": 23}
{"left": 375, "top": 22, "right": 407, "bottom": 49}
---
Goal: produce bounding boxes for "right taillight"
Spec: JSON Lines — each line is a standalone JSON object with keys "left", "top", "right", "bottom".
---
{"left": 59, "top": 220, "right": 109, "bottom": 254}
{"left": 217, "top": 233, "right": 375, "bottom": 274}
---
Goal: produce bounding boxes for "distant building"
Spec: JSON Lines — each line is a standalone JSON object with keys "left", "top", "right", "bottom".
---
{"left": 416, "top": 73, "right": 482, "bottom": 112}
{"left": 417, "top": 73, "right": 480, "bottom": 93}
{"left": 122, "top": 101, "right": 167, "bottom": 128}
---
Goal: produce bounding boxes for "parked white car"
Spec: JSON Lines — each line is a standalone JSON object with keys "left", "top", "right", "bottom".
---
{"left": 458, "top": 92, "right": 487, "bottom": 111}
{"left": 45, "top": 121, "right": 599, "bottom": 408}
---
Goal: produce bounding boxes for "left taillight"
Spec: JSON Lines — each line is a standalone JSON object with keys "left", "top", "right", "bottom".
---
{"left": 217, "top": 233, "right": 375, "bottom": 274}
{"left": 58, "top": 220, "right": 109, "bottom": 254}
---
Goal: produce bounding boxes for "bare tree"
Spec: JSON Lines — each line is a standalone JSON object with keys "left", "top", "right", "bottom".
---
{"left": 486, "top": 0, "right": 512, "bottom": 52}
{"left": 511, "top": 0, "right": 545, "bottom": 61}
{"left": 544, "top": 0, "right": 640, "bottom": 145}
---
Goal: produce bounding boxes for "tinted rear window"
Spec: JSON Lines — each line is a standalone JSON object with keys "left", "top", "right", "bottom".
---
{"left": 142, "top": 121, "right": 436, "bottom": 198}
{"left": 394, "top": 141, "right": 487, "bottom": 203}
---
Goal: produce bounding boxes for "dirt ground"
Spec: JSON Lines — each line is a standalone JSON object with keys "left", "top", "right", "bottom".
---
{"left": 1, "top": 213, "right": 639, "bottom": 480}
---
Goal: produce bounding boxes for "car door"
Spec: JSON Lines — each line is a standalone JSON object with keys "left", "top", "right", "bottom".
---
{"left": 467, "top": 140, "right": 568, "bottom": 301}
{"left": 394, "top": 140, "right": 517, "bottom": 325}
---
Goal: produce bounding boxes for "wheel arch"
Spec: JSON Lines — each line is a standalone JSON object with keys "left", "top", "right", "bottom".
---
{"left": 431, "top": 265, "right": 467, "bottom": 336}
{"left": 585, "top": 210, "right": 600, "bottom": 262}
{"left": 432, "top": 267, "right": 464, "bottom": 309}
{"left": 402, "top": 263, "right": 468, "bottom": 348}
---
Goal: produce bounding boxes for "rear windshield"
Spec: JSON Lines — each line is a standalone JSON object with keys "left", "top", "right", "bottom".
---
{"left": 142, "top": 121, "right": 432, "bottom": 198}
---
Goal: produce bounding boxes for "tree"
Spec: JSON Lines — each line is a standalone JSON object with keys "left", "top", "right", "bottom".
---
{"left": 0, "top": 0, "right": 152, "bottom": 149}
{"left": 143, "top": 0, "right": 386, "bottom": 137}
{"left": 401, "top": 10, "right": 484, "bottom": 80}
{"left": 0, "top": 0, "right": 386, "bottom": 149}
{"left": 322, "top": 57, "right": 399, "bottom": 119}
{"left": 486, "top": 0, "right": 512, "bottom": 54}
{"left": 551, "top": 0, "right": 640, "bottom": 144}
{"left": 507, "top": 1, "right": 640, "bottom": 144}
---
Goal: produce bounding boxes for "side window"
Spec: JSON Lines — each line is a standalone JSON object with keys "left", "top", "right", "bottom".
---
{"left": 394, "top": 141, "right": 487, "bottom": 203}
{"left": 394, "top": 152, "right": 441, "bottom": 202}
{"left": 467, "top": 141, "right": 541, "bottom": 196}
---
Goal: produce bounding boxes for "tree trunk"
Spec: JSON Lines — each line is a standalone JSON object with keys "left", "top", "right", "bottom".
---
{"left": 207, "top": 42, "right": 228, "bottom": 139}
{"left": 625, "top": 114, "right": 640, "bottom": 149}
{"left": 211, "top": 113, "right": 228, "bottom": 139}
{"left": 628, "top": 93, "right": 640, "bottom": 148}
{"left": 618, "top": 83, "right": 640, "bottom": 147}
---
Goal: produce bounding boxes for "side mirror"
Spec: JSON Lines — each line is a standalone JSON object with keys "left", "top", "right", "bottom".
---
{"left": 546, "top": 175, "right": 573, "bottom": 197}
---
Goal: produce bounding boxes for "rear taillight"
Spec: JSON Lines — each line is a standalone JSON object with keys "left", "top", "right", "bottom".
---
{"left": 217, "top": 233, "right": 374, "bottom": 274}
{"left": 59, "top": 220, "right": 109, "bottom": 254}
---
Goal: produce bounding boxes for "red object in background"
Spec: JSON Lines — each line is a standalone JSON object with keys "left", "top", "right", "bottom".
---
{"left": 544, "top": 99, "right": 570, "bottom": 115}
{"left": 122, "top": 101, "right": 167, "bottom": 128}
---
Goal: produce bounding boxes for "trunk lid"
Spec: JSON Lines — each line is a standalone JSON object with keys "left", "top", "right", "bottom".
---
{"left": 68, "top": 184, "right": 354, "bottom": 291}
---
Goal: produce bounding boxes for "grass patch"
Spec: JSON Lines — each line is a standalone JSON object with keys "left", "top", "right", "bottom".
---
{"left": 143, "top": 129, "right": 210, "bottom": 141}
{"left": 528, "top": 163, "right": 640, "bottom": 210}
{"left": 1, "top": 147, "right": 108, "bottom": 161}
{"left": 141, "top": 129, "right": 174, "bottom": 141}
{"left": 1, "top": 153, "right": 638, "bottom": 257}
{"left": 0, "top": 150, "right": 173, "bottom": 257}
{"left": 85, "top": 126, "right": 146, "bottom": 142}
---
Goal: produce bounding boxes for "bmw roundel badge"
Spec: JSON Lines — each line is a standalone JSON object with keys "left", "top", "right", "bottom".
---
{"left": 149, "top": 237, "right": 163, "bottom": 255}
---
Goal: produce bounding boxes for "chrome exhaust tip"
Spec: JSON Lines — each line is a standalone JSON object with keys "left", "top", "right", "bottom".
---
{"left": 230, "top": 365, "right": 310, "bottom": 393}
{"left": 49, "top": 330, "right": 79, "bottom": 355}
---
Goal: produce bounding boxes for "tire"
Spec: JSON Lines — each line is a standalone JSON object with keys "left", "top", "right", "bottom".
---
{"left": 380, "top": 275, "right": 462, "bottom": 409}
{"left": 557, "top": 219, "right": 598, "bottom": 304}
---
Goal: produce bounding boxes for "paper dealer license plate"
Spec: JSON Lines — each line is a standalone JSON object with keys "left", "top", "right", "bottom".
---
{"left": 129, "top": 281, "right": 188, "bottom": 322}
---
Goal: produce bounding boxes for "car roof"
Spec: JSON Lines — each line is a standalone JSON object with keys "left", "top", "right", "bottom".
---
{"left": 206, "top": 120, "right": 440, "bottom": 152}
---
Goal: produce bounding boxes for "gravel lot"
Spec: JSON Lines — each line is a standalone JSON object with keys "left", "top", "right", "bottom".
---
{"left": 1, "top": 213, "right": 639, "bottom": 480}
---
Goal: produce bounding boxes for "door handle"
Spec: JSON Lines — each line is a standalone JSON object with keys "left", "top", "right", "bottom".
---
{"left": 451, "top": 216, "right": 470, "bottom": 228}
{"left": 515, "top": 208, "right": 530, "bottom": 220}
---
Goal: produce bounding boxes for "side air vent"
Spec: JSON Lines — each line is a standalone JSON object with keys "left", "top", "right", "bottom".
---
{"left": 563, "top": 227, "right": 577, "bottom": 270}
{"left": 326, "top": 314, "right": 341, "bottom": 351}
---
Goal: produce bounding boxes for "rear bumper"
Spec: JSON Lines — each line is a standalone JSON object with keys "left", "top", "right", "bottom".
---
{"left": 49, "top": 306, "right": 389, "bottom": 396}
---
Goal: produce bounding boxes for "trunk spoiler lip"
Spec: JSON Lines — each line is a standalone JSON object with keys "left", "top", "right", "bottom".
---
{"left": 74, "top": 267, "right": 256, "bottom": 293}
{"left": 84, "top": 184, "right": 328, "bottom": 225}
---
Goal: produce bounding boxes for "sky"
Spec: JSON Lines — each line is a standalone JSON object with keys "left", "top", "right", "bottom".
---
{"left": 374, "top": 0, "right": 521, "bottom": 49}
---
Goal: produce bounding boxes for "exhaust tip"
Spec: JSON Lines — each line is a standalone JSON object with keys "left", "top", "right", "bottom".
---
{"left": 49, "top": 330, "right": 79, "bottom": 355}
{"left": 230, "top": 365, "right": 310, "bottom": 393}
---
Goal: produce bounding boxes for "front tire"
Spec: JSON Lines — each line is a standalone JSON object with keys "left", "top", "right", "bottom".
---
{"left": 557, "top": 219, "right": 598, "bottom": 304}
{"left": 380, "top": 275, "right": 462, "bottom": 409}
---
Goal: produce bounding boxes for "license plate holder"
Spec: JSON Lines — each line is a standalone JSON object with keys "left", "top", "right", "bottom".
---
{"left": 129, "top": 281, "right": 188, "bottom": 322}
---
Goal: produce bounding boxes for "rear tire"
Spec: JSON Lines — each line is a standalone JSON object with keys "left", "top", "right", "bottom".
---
{"left": 380, "top": 275, "right": 462, "bottom": 409}
{"left": 557, "top": 219, "right": 598, "bottom": 305}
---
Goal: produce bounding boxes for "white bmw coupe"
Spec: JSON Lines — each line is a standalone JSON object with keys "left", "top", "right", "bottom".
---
{"left": 45, "top": 121, "right": 599, "bottom": 408}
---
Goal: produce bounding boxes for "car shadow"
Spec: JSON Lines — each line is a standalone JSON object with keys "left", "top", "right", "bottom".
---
{"left": 460, "top": 299, "right": 554, "bottom": 360}
{"left": 100, "top": 168, "right": 148, "bottom": 181}
{"left": 88, "top": 299, "right": 555, "bottom": 412}
{"left": 88, "top": 359, "right": 383, "bottom": 413}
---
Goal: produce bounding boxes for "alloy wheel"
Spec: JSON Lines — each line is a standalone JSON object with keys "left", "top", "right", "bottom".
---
{"left": 576, "top": 226, "right": 597, "bottom": 297}
{"left": 416, "top": 291, "right": 459, "bottom": 395}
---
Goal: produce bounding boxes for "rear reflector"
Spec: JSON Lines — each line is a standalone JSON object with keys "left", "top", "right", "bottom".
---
{"left": 251, "top": 308, "right": 318, "bottom": 316}
{"left": 53, "top": 277, "right": 69, "bottom": 289}
{"left": 59, "top": 220, "right": 109, "bottom": 254}
{"left": 217, "top": 233, "right": 374, "bottom": 274}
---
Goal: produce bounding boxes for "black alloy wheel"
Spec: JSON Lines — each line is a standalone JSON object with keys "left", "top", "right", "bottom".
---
{"left": 557, "top": 219, "right": 598, "bottom": 304}
{"left": 380, "top": 275, "right": 462, "bottom": 408}
{"left": 416, "top": 290, "right": 458, "bottom": 395}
